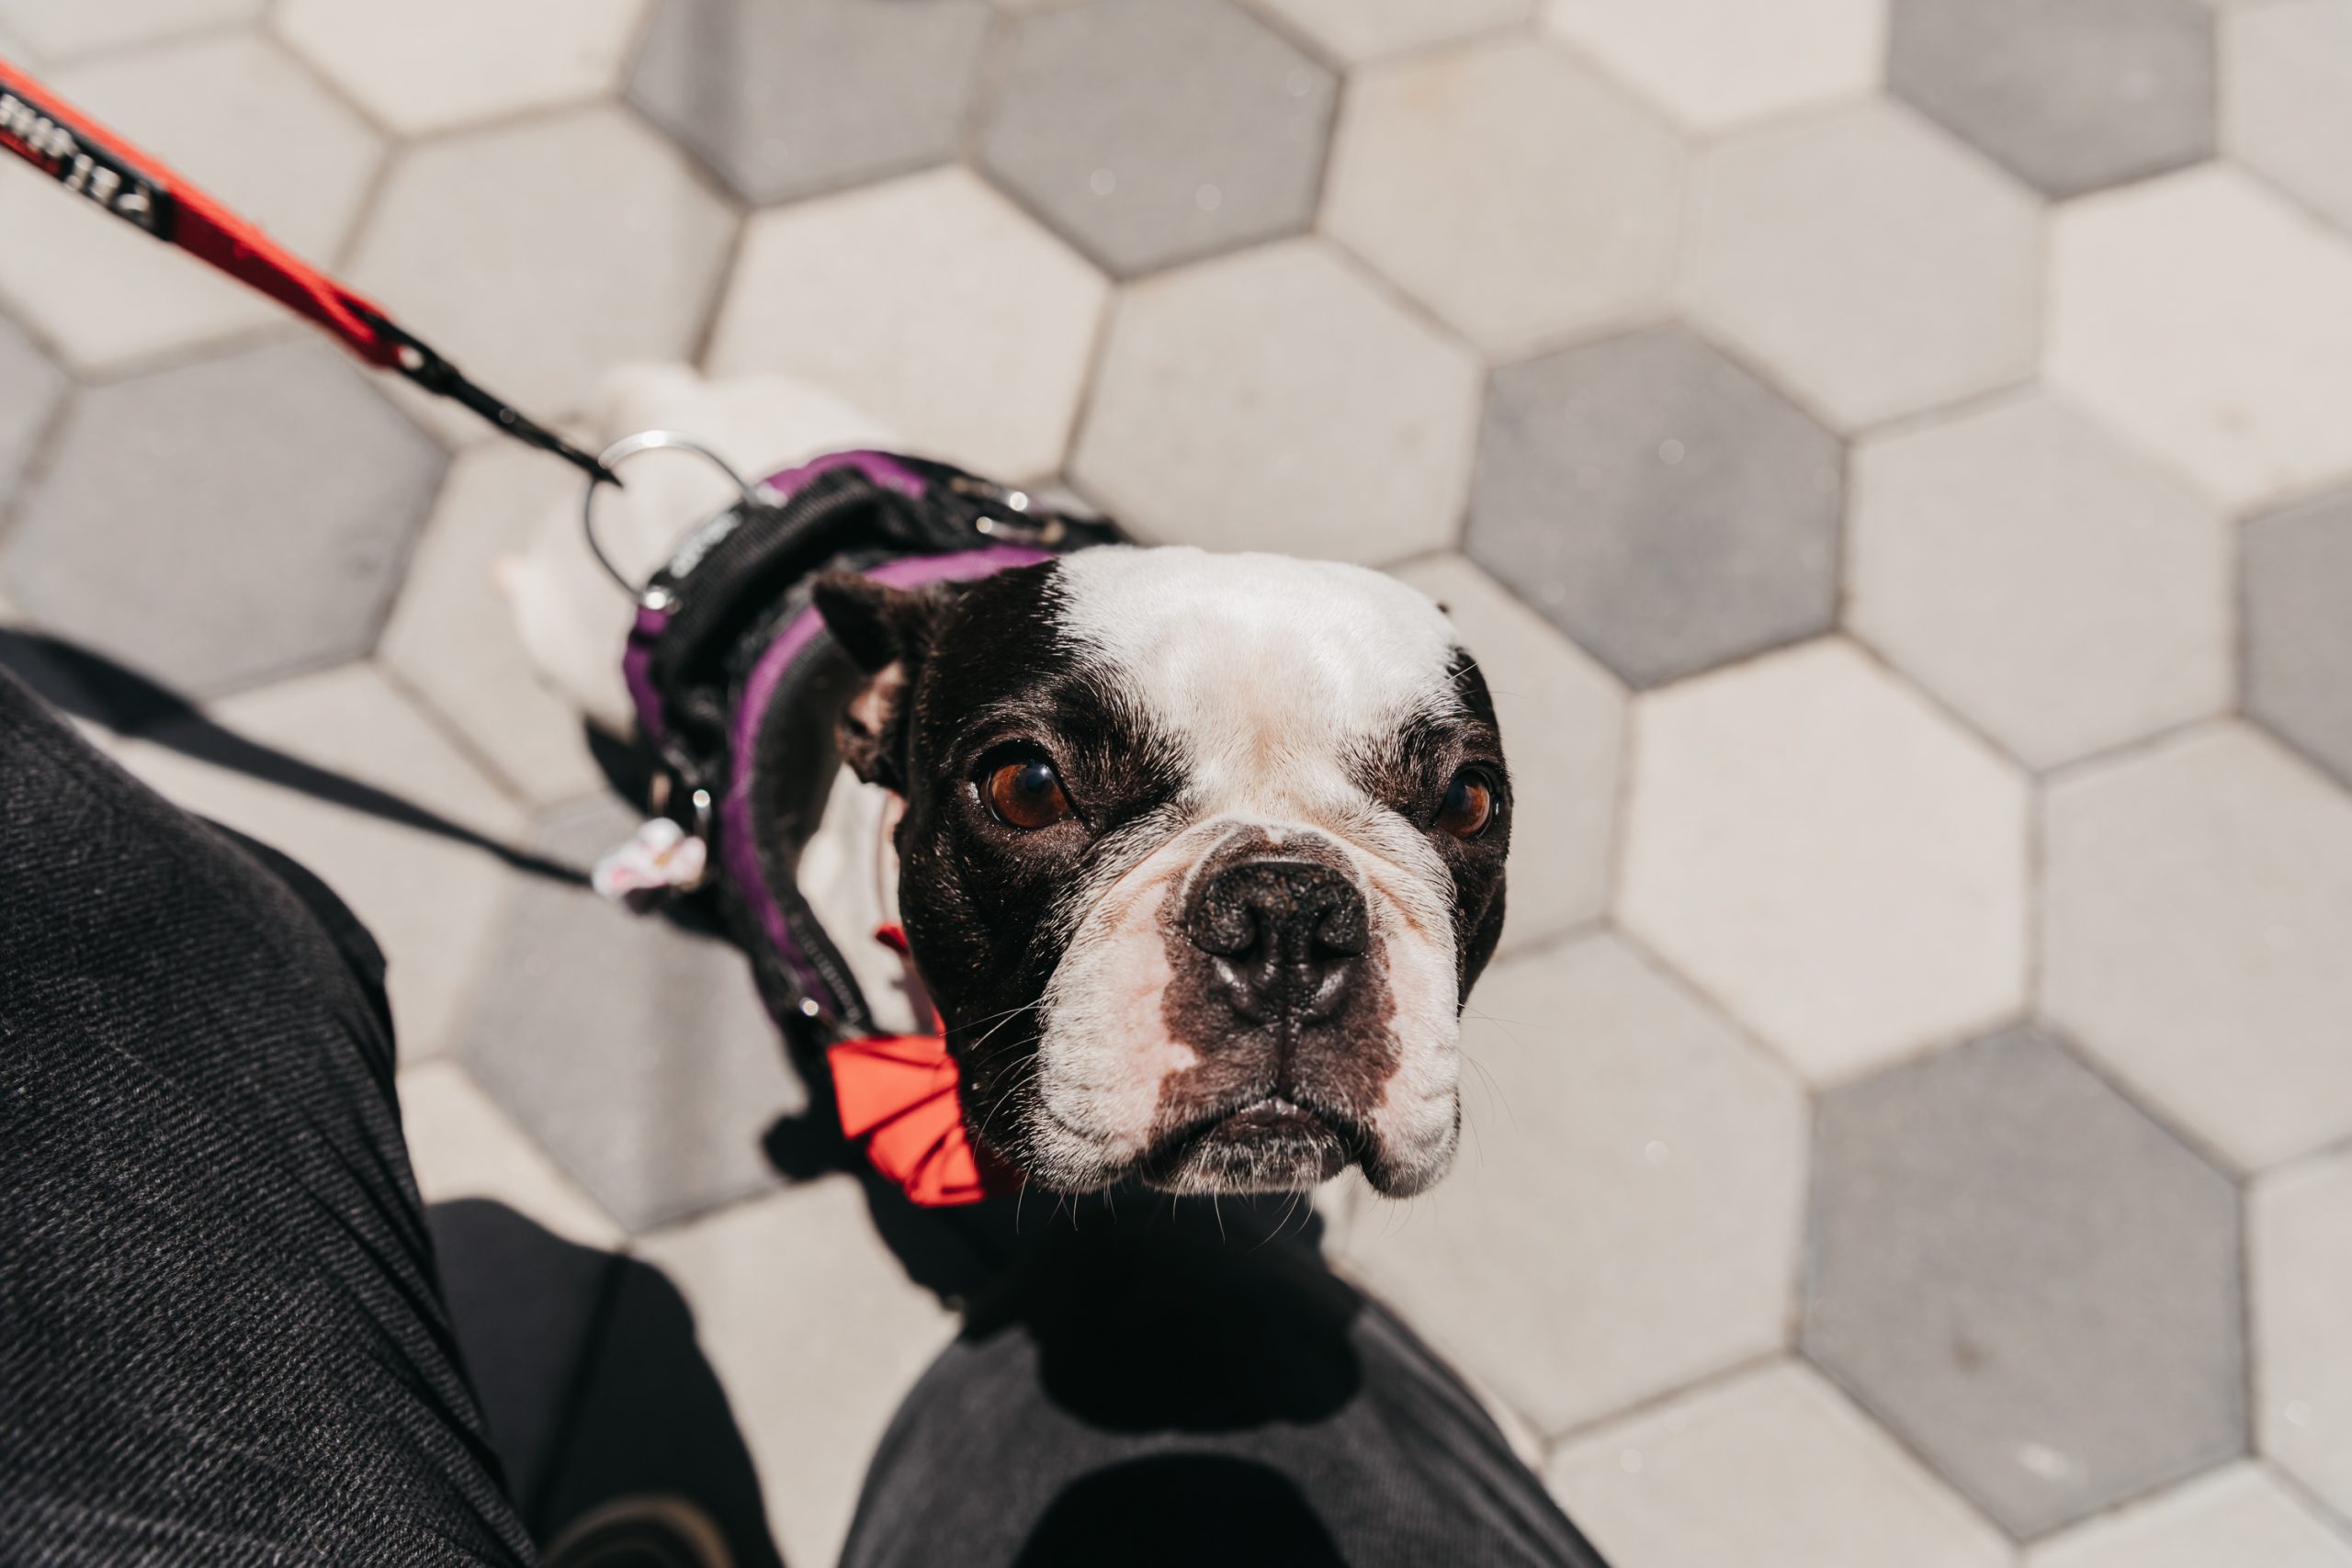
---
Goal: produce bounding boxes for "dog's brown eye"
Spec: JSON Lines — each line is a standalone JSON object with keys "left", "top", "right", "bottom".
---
{"left": 1436, "top": 769, "right": 1497, "bottom": 840}
{"left": 985, "top": 759, "right": 1072, "bottom": 829}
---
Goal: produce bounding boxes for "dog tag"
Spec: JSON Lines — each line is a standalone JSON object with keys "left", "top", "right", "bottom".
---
{"left": 592, "top": 816, "right": 708, "bottom": 906}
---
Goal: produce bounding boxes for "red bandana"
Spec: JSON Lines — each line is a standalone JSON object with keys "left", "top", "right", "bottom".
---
{"left": 827, "top": 928, "right": 1024, "bottom": 1206}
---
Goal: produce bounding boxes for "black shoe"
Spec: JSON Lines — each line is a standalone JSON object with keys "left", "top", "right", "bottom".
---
{"left": 542, "top": 1495, "right": 738, "bottom": 1568}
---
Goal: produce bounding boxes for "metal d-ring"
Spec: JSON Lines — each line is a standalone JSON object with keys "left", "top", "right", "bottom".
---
{"left": 582, "top": 430, "right": 767, "bottom": 599}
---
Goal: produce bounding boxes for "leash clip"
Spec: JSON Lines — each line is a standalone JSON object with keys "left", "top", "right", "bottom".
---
{"left": 582, "top": 431, "right": 770, "bottom": 603}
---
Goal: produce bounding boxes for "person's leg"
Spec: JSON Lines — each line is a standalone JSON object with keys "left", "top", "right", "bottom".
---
{"left": 840, "top": 1203, "right": 1607, "bottom": 1568}
{"left": 0, "top": 669, "right": 536, "bottom": 1566}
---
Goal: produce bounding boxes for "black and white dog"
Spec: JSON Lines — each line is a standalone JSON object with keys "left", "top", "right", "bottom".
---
{"left": 509, "top": 369, "right": 1510, "bottom": 1201}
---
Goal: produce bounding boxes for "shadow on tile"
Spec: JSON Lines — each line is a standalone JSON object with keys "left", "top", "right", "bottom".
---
{"left": 430, "top": 1198, "right": 786, "bottom": 1568}
{"left": 0, "top": 627, "right": 585, "bottom": 887}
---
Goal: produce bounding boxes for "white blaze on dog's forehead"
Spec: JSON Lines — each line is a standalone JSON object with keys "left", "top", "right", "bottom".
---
{"left": 1051, "top": 547, "right": 1464, "bottom": 787}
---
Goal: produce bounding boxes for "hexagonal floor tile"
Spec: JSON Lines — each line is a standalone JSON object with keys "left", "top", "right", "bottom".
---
{"left": 1462, "top": 323, "right": 1843, "bottom": 689}
{"left": 1338, "top": 934, "right": 1807, "bottom": 1437}
{"left": 2028, "top": 1464, "right": 2352, "bottom": 1568}
{"left": 1544, "top": 0, "right": 1885, "bottom": 133}
{"left": 2253, "top": 1148, "right": 2352, "bottom": 1523}
{"left": 0, "top": 0, "right": 262, "bottom": 62}
{"left": 707, "top": 166, "right": 1108, "bottom": 483}
{"left": 2047, "top": 166, "right": 2352, "bottom": 510}
{"left": 1849, "top": 393, "right": 2233, "bottom": 769}
{"left": 2246, "top": 489, "right": 2352, "bottom": 789}
{"left": 2044, "top": 723, "right": 2352, "bottom": 1171}
{"left": 345, "top": 107, "right": 736, "bottom": 439}
{"left": 1681, "top": 101, "right": 2041, "bottom": 432}
{"left": 110, "top": 664, "right": 525, "bottom": 1060}
{"left": 1, "top": 337, "right": 445, "bottom": 699}
{"left": 630, "top": 0, "right": 988, "bottom": 207}
{"left": 1546, "top": 1361, "right": 2011, "bottom": 1568}
{"left": 457, "top": 795, "right": 809, "bottom": 1234}
{"left": 1323, "top": 37, "right": 1685, "bottom": 359}
{"left": 977, "top": 0, "right": 1334, "bottom": 277}
{"left": 2223, "top": 0, "right": 2352, "bottom": 237}
{"left": 0, "top": 310, "right": 63, "bottom": 500}
{"left": 0, "top": 34, "right": 383, "bottom": 373}
{"left": 1617, "top": 639, "right": 2030, "bottom": 1083}
{"left": 276, "top": 0, "right": 647, "bottom": 136}
{"left": 397, "top": 1060, "right": 625, "bottom": 1248}
{"left": 1069, "top": 239, "right": 1479, "bottom": 563}
{"left": 1890, "top": 0, "right": 2214, "bottom": 198}
{"left": 379, "top": 444, "right": 608, "bottom": 808}
{"left": 1388, "top": 555, "right": 1623, "bottom": 951}
{"left": 1804, "top": 1025, "right": 2245, "bottom": 1537}
{"left": 637, "top": 1179, "right": 957, "bottom": 1568}
{"left": 1250, "top": 0, "right": 1532, "bottom": 62}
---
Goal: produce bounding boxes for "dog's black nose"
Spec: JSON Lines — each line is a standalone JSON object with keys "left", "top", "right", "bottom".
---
{"left": 1187, "top": 860, "right": 1369, "bottom": 1022}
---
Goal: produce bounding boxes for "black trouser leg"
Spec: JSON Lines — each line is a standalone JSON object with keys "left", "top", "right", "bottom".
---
{"left": 841, "top": 1207, "right": 1609, "bottom": 1568}
{"left": 0, "top": 669, "right": 534, "bottom": 1567}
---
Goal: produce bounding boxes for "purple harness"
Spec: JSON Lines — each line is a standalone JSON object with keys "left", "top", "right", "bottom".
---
{"left": 612, "top": 449, "right": 1122, "bottom": 1043}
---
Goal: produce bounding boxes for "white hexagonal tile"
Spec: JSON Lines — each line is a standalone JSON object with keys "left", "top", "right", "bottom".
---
{"left": 345, "top": 107, "right": 737, "bottom": 440}
{"left": 2047, "top": 165, "right": 2352, "bottom": 510}
{"left": 1390, "top": 554, "right": 1624, "bottom": 951}
{"left": 1250, "top": 0, "right": 1532, "bottom": 62}
{"left": 396, "top": 1059, "right": 624, "bottom": 1249}
{"left": 2222, "top": 0, "right": 2352, "bottom": 239}
{"left": 2044, "top": 724, "right": 2352, "bottom": 1171}
{"left": 1545, "top": 0, "right": 1886, "bottom": 133}
{"left": 1618, "top": 638, "right": 2031, "bottom": 1082}
{"left": 1849, "top": 393, "right": 2233, "bottom": 769}
{"left": 707, "top": 166, "right": 1107, "bottom": 484}
{"left": 0, "top": 34, "right": 383, "bottom": 372}
{"left": 1069, "top": 239, "right": 1479, "bottom": 564}
{"left": 1338, "top": 934, "right": 1807, "bottom": 1436}
{"left": 2255, "top": 1148, "right": 2352, "bottom": 1524}
{"left": 2028, "top": 1463, "right": 2352, "bottom": 1568}
{"left": 276, "top": 0, "right": 647, "bottom": 136}
{"left": 638, "top": 1180, "right": 957, "bottom": 1568}
{"left": 1545, "top": 1361, "right": 2011, "bottom": 1568}
{"left": 1681, "top": 100, "right": 2041, "bottom": 432}
{"left": 0, "top": 0, "right": 262, "bottom": 62}
{"left": 1323, "top": 36, "right": 1687, "bottom": 358}
{"left": 379, "top": 444, "right": 608, "bottom": 808}
{"left": 112, "top": 664, "right": 525, "bottom": 1061}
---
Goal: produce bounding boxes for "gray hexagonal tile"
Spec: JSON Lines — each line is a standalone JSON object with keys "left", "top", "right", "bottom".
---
{"left": 1252, "top": 0, "right": 1532, "bottom": 63}
{"left": 2253, "top": 1148, "right": 2352, "bottom": 1525}
{"left": 2246, "top": 489, "right": 2352, "bottom": 790}
{"left": 629, "top": 0, "right": 990, "bottom": 206}
{"left": 0, "top": 310, "right": 63, "bottom": 501}
{"left": 1069, "top": 238, "right": 1479, "bottom": 563}
{"left": 1464, "top": 324, "right": 1842, "bottom": 689}
{"left": 0, "top": 338, "right": 445, "bottom": 700}
{"left": 1890, "top": 0, "right": 2215, "bottom": 198}
{"left": 977, "top": 0, "right": 1335, "bottom": 276}
{"left": 1805, "top": 1025, "right": 2245, "bottom": 1538}
{"left": 345, "top": 106, "right": 738, "bottom": 445}
{"left": 458, "top": 795, "right": 808, "bottom": 1234}
{"left": 0, "top": 33, "right": 385, "bottom": 373}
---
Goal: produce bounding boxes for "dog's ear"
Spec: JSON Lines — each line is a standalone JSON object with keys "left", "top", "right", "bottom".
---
{"left": 812, "top": 572, "right": 954, "bottom": 792}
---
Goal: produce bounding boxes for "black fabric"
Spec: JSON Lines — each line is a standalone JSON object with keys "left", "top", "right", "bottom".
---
{"left": 0, "top": 667, "right": 1600, "bottom": 1567}
{"left": 0, "top": 668, "right": 534, "bottom": 1566}
{"left": 841, "top": 1210, "right": 1609, "bottom": 1568}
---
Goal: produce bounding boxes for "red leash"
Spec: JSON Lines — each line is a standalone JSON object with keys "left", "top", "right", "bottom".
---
{"left": 0, "top": 55, "right": 616, "bottom": 486}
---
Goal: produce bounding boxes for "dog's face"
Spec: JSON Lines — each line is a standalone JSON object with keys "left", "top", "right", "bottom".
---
{"left": 816, "top": 547, "right": 1509, "bottom": 1199}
